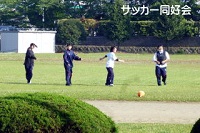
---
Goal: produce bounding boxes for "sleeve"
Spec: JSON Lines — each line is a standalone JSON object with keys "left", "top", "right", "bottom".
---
{"left": 165, "top": 51, "right": 170, "bottom": 60}
{"left": 63, "top": 52, "right": 67, "bottom": 63}
{"left": 112, "top": 53, "right": 117, "bottom": 61}
{"left": 153, "top": 53, "right": 157, "bottom": 62}
{"left": 73, "top": 52, "right": 81, "bottom": 61}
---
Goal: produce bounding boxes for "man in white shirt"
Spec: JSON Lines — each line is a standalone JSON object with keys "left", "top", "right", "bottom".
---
{"left": 153, "top": 45, "right": 170, "bottom": 86}
{"left": 100, "top": 46, "right": 124, "bottom": 86}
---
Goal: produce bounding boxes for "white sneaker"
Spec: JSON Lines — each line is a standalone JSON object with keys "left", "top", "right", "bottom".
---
{"left": 27, "top": 81, "right": 31, "bottom": 84}
{"left": 109, "top": 84, "right": 114, "bottom": 87}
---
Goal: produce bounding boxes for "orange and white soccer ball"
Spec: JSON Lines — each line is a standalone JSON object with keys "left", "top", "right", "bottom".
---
{"left": 138, "top": 91, "right": 145, "bottom": 97}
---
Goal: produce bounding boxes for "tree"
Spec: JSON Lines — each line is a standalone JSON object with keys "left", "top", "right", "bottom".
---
{"left": 152, "top": 0, "right": 188, "bottom": 46}
{"left": 106, "top": 0, "right": 131, "bottom": 47}
{"left": 183, "top": 0, "right": 200, "bottom": 21}
{"left": 0, "top": 0, "right": 66, "bottom": 28}
{"left": 56, "top": 19, "right": 87, "bottom": 45}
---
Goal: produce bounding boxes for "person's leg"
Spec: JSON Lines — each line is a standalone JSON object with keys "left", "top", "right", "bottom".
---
{"left": 109, "top": 68, "right": 114, "bottom": 85}
{"left": 155, "top": 66, "right": 161, "bottom": 86}
{"left": 161, "top": 67, "right": 167, "bottom": 85}
{"left": 69, "top": 68, "right": 73, "bottom": 85}
{"left": 106, "top": 67, "right": 112, "bottom": 85}
{"left": 65, "top": 66, "right": 72, "bottom": 86}
{"left": 25, "top": 66, "right": 33, "bottom": 83}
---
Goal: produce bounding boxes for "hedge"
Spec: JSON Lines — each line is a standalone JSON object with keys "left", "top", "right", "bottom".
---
{"left": 0, "top": 93, "right": 117, "bottom": 133}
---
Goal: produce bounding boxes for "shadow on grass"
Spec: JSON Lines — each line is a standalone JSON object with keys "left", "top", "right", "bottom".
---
{"left": 0, "top": 82, "right": 157, "bottom": 87}
{"left": 0, "top": 82, "right": 64, "bottom": 86}
{"left": 0, "top": 82, "right": 105, "bottom": 87}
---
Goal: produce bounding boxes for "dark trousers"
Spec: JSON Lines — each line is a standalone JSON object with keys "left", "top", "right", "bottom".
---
{"left": 155, "top": 66, "right": 167, "bottom": 85}
{"left": 106, "top": 67, "right": 114, "bottom": 85}
{"left": 25, "top": 65, "right": 33, "bottom": 83}
{"left": 65, "top": 66, "right": 72, "bottom": 85}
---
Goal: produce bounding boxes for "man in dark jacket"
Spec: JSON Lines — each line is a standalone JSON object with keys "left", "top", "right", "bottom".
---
{"left": 63, "top": 44, "right": 81, "bottom": 86}
{"left": 24, "top": 43, "right": 37, "bottom": 84}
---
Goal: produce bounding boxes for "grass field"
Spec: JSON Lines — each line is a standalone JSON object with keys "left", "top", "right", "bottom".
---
{"left": 1, "top": 53, "right": 200, "bottom": 102}
{"left": 0, "top": 53, "right": 199, "bottom": 132}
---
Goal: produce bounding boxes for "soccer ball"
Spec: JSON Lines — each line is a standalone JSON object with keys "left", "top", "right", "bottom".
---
{"left": 138, "top": 91, "right": 145, "bottom": 97}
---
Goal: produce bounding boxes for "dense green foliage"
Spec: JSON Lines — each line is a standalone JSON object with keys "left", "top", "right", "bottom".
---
{"left": 0, "top": 0, "right": 199, "bottom": 44}
{"left": 105, "top": 0, "right": 131, "bottom": 46}
{"left": 56, "top": 19, "right": 87, "bottom": 45}
{"left": 191, "top": 118, "right": 200, "bottom": 133}
{"left": 97, "top": 20, "right": 199, "bottom": 37}
{"left": 151, "top": 0, "right": 197, "bottom": 42}
{"left": 0, "top": 93, "right": 117, "bottom": 133}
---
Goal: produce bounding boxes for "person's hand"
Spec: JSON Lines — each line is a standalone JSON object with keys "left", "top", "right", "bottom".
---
{"left": 156, "top": 61, "right": 160, "bottom": 64}
{"left": 161, "top": 61, "right": 165, "bottom": 64}
{"left": 120, "top": 60, "right": 125, "bottom": 63}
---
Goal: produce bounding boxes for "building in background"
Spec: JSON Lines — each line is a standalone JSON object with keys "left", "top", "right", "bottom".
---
{"left": 0, "top": 29, "right": 56, "bottom": 53}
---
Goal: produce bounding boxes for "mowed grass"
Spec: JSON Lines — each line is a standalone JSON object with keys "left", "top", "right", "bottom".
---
{"left": 0, "top": 53, "right": 197, "bottom": 132}
{"left": 0, "top": 53, "right": 200, "bottom": 102}
{"left": 117, "top": 123, "right": 193, "bottom": 133}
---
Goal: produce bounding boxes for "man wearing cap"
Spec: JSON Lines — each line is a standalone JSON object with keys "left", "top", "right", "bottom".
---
{"left": 24, "top": 43, "right": 37, "bottom": 84}
{"left": 63, "top": 44, "right": 81, "bottom": 86}
{"left": 153, "top": 45, "right": 170, "bottom": 86}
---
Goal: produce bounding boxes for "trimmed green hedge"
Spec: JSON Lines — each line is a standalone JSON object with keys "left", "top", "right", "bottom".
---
{"left": 0, "top": 93, "right": 117, "bottom": 133}
{"left": 96, "top": 20, "right": 199, "bottom": 37}
{"left": 191, "top": 118, "right": 200, "bottom": 133}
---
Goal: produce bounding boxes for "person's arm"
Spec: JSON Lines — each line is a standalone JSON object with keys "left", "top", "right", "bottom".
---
{"left": 161, "top": 52, "right": 170, "bottom": 64}
{"left": 99, "top": 55, "right": 107, "bottom": 60}
{"left": 115, "top": 59, "right": 124, "bottom": 62}
{"left": 113, "top": 53, "right": 124, "bottom": 62}
{"left": 153, "top": 53, "right": 160, "bottom": 64}
{"left": 73, "top": 52, "right": 81, "bottom": 61}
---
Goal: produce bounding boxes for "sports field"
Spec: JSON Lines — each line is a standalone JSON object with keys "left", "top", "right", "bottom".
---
{"left": 0, "top": 53, "right": 199, "bottom": 132}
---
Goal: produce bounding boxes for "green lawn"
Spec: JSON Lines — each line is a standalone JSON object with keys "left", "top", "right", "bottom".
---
{"left": 0, "top": 53, "right": 198, "bottom": 132}
{"left": 117, "top": 123, "right": 193, "bottom": 133}
{"left": 1, "top": 53, "right": 200, "bottom": 102}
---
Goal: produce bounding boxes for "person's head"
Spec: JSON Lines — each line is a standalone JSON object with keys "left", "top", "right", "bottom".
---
{"left": 110, "top": 46, "right": 117, "bottom": 53}
{"left": 30, "top": 43, "right": 37, "bottom": 49}
{"left": 66, "top": 44, "right": 72, "bottom": 50}
{"left": 157, "top": 45, "right": 164, "bottom": 52}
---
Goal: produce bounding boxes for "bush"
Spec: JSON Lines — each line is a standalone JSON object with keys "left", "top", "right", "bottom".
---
{"left": 56, "top": 19, "right": 87, "bottom": 45}
{"left": 81, "top": 18, "right": 97, "bottom": 36}
{"left": 0, "top": 93, "right": 117, "bottom": 133}
{"left": 96, "top": 20, "right": 111, "bottom": 36}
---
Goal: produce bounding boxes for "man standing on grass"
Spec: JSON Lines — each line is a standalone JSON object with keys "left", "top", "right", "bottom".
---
{"left": 100, "top": 46, "right": 124, "bottom": 86}
{"left": 63, "top": 44, "right": 81, "bottom": 86}
{"left": 24, "top": 43, "right": 37, "bottom": 84}
{"left": 153, "top": 45, "right": 170, "bottom": 86}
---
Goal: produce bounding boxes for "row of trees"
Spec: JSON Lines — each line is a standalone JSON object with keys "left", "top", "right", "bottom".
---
{"left": 0, "top": 0, "right": 200, "bottom": 45}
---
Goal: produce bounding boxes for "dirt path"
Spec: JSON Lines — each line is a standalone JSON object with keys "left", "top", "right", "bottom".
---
{"left": 85, "top": 100, "right": 200, "bottom": 124}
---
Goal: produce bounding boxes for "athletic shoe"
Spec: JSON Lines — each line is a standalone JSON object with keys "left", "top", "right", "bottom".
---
{"left": 109, "top": 84, "right": 114, "bottom": 87}
{"left": 66, "top": 83, "right": 71, "bottom": 86}
{"left": 27, "top": 81, "right": 31, "bottom": 84}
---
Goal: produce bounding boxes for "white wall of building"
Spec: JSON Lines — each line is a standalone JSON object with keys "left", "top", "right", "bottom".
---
{"left": 0, "top": 30, "right": 56, "bottom": 53}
